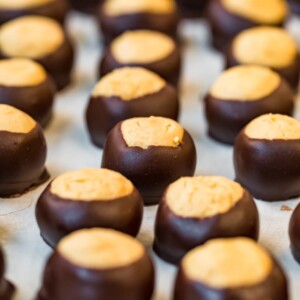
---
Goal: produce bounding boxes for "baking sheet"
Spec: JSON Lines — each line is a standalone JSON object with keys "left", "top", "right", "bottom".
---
{"left": 1, "top": 13, "right": 300, "bottom": 300}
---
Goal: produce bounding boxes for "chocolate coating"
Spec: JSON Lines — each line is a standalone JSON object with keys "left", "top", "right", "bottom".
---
{"left": 175, "top": 0, "right": 210, "bottom": 18}
{"left": 0, "top": 0, "right": 69, "bottom": 25}
{"left": 101, "top": 123, "right": 196, "bottom": 206}
{"left": 234, "top": 131, "right": 300, "bottom": 201}
{"left": 69, "top": 0, "right": 101, "bottom": 14}
{"left": 0, "top": 35, "right": 74, "bottom": 91}
{"left": 36, "top": 247, "right": 155, "bottom": 300}
{"left": 205, "top": 80, "right": 295, "bottom": 145}
{"left": 86, "top": 85, "right": 179, "bottom": 148}
{"left": 289, "top": 202, "right": 300, "bottom": 263}
{"left": 0, "top": 247, "right": 15, "bottom": 300}
{"left": 0, "top": 124, "right": 49, "bottom": 197}
{"left": 207, "top": 0, "right": 285, "bottom": 51}
{"left": 0, "top": 76, "right": 56, "bottom": 128}
{"left": 226, "top": 46, "right": 300, "bottom": 91}
{"left": 0, "top": 279, "right": 14, "bottom": 300}
{"left": 153, "top": 189, "right": 259, "bottom": 264}
{"left": 36, "top": 183, "right": 144, "bottom": 248}
{"left": 99, "top": 46, "right": 181, "bottom": 88}
{"left": 288, "top": 0, "right": 300, "bottom": 15}
{"left": 98, "top": 10, "right": 179, "bottom": 45}
{"left": 174, "top": 257, "right": 288, "bottom": 300}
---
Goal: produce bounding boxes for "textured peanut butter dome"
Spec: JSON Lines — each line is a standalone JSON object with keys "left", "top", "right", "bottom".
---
{"left": 58, "top": 228, "right": 145, "bottom": 269}
{"left": 0, "top": 58, "right": 47, "bottom": 87}
{"left": 210, "top": 65, "right": 281, "bottom": 101}
{"left": 92, "top": 67, "right": 166, "bottom": 101}
{"left": 103, "top": 0, "right": 176, "bottom": 16}
{"left": 111, "top": 30, "right": 175, "bottom": 64}
{"left": 0, "top": 104, "right": 36, "bottom": 133}
{"left": 221, "top": 0, "right": 287, "bottom": 24}
{"left": 166, "top": 176, "right": 243, "bottom": 218}
{"left": 183, "top": 238, "right": 273, "bottom": 289}
{"left": 233, "top": 27, "right": 298, "bottom": 68}
{"left": 121, "top": 116, "right": 184, "bottom": 149}
{"left": 0, "top": 16, "right": 64, "bottom": 59}
{"left": 0, "top": 0, "right": 55, "bottom": 8}
{"left": 50, "top": 168, "right": 134, "bottom": 201}
{"left": 245, "top": 114, "right": 300, "bottom": 140}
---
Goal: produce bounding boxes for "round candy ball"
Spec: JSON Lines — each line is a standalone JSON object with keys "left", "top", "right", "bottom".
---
{"left": 36, "top": 168, "right": 144, "bottom": 248}
{"left": 174, "top": 238, "right": 289, "bottom": 300}
{"left": 37, "top": 228, "right": 155, "bottom": 300}
{"left": 234, "top": 113, "right": 300, "bottom": 201}
{"left": 154, "top": 176, "right": 259, "bottom": 264}
{"left": 101, "top": 116, "right": 196, "bottom": 205}
{"left": 0, "top": 104, "right": 49, "bottom": 197}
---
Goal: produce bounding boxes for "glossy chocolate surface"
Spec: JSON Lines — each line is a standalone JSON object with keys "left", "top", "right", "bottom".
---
{"left": 225, "top": 46, "right": 300, "bottom": 91}
{"left": 0, "top": 35, "right": 74, "bottom": 91}
{"left": 0, "top": 279, "right": 14, "bottom": 300}
{"left": 86, "top": 85, "right": 179, "bottom": 148}
{"left": 175, "top": 0, "right": 210, "bottom": 18}
{"left": 36, "top": 184, "right": 144, "bottom": 248}
{"left": 101, "top": 123, "right": 196, "bottom": 206}
{"left": 205, "top": 80, "right": 295, "bottom": 145}
{"left": 0, "top": 0, "right": 69, "bottom": 25}
{"left": 38, "top": 36, "right": 74, "bottom": 91}
{"left": 234, "top": 131, "right": 300, "bottom": 201}
{"left": 99, "top": 11, "right": 179, "bottom": 45}
{"left": 174, "top": 258, "right": 289, "bottom": 300}
{"left": 0, "top": 76, "right": 56, "bottom": 127}
{"left": 153, "top": 189, "right": 259, "bottom": 264}
{"left": 69, "top": 0, "right": 101, "bottom": 14}
{"left": 99, "top": 47, "right": 181, "bottom": 88}
{"left": 0, "top": 124, "right": 49, "bottom": 197}
{"left": 207, "top": 0, "right": 285, "bottom": 51}
{"left": 289, "top": 203, "right": 300, "bottom": 263}
{"left": 0, "top": 248, "right": 15, "bottom": 300}
{"left": 37, "top": 250, "right": 155, "bottom": 300}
